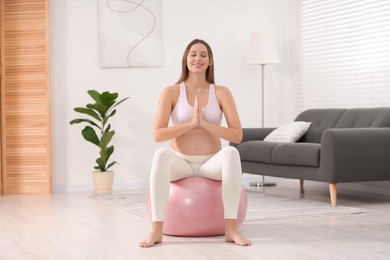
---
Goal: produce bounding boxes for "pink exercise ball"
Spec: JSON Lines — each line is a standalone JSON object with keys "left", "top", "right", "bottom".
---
{"left": 147, "top": 177, "right": 248, "bottom": 237}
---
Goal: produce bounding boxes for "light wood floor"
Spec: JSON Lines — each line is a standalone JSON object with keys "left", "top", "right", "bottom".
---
{"left": 1, "top": 174, "right": 390, "bottom": 260}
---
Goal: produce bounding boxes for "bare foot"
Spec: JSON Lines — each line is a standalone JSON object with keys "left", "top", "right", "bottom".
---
{"left": 139, "top": 222, "right": 163, "bottom": 248}
{"left": 224, "top": 219, "right": 251, "bottom": 246}
{"left": 225, "top": 229, "right": 252, "bottom": 246}
{"left": 139, "top": 232, "right": 162, "bottom": 248}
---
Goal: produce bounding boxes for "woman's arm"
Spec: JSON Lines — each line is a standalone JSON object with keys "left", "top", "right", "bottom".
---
{"left": 199, "top": 86, "right": 243, "bottom": 144}
{"left": 153, "top": 86, "right": 198, "bottom": 142}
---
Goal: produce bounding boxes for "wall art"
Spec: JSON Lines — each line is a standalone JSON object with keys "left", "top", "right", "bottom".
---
{"left": 98, "top": 0, "right": 163, "bottom": 67}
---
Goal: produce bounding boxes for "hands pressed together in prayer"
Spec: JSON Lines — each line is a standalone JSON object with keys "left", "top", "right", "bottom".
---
{"left": 191, "top": 96, "right": 207, "bottom": 128}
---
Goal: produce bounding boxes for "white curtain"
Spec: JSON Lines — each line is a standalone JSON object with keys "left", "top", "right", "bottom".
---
{"left": 296, "top": 0, "right": 390, "bottom": 112}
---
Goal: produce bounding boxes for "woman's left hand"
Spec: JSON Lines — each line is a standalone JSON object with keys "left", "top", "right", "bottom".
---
{"left": 196, "top": 96, "right": 207, "bottom": 128}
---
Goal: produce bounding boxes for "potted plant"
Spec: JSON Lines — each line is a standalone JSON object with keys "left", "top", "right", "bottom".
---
{"left": 70, "top": 90, "right": 129, "bottom": 194}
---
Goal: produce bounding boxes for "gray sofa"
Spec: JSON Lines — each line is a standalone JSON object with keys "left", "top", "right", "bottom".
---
{"left": 233, "top": 107, "right": 390, "bottom": 207}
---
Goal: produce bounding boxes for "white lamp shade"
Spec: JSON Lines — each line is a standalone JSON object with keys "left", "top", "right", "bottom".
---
{"left": 246, "top": 31, "right": 280, "bottom": 64}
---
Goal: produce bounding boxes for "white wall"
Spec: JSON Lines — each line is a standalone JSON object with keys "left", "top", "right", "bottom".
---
{"left": 50, "top": 0, "right": 298, "bottom": 192}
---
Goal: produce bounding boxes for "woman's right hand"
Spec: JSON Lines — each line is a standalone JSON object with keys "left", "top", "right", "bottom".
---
{"left": 191, "top": 96, "right": 200, "bottom": 127}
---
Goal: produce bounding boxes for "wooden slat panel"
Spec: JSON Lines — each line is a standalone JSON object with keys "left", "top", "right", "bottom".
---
{"left": 1, "top": 0, "right": 51, "bottom": 194}
{"left": 4, "top": 182, "right": 50, "bottom": 194}
{"left": 0, "top": 0, "right": 2, "bottom": 194}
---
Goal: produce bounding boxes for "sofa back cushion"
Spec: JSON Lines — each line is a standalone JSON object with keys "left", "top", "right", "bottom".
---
{"left": 294, "top": 109, "right": 347, "bottom": 143}
{"left": 335, "top": 107, "right": 390, "bottom": 128}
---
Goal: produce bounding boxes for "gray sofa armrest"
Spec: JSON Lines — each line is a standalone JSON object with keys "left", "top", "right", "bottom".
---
{"left": 230, "top": 127, "right": 276, "bottom": 147}
{"left": 319, "top": 128, "right": 390, "bottom": 183}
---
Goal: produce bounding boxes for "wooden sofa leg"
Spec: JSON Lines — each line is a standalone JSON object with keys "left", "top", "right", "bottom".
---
{"left": 300, "top": 180, "right": 304, "bottom": 191}
{"left": 329, "top": 183, "right": 337, "bottom": 207}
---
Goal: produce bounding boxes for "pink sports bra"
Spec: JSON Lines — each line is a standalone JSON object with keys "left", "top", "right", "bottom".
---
{"left": 171, "top": 82, "right": 222, "bottom": 126}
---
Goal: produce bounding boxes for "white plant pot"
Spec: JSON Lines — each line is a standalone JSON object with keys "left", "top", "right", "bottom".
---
{"left": 92, "top": 171, "right": 114, "bottom": 194}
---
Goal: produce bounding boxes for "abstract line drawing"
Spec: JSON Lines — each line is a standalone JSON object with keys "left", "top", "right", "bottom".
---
{"left": 97, "top": 0, "right": 164, "bottom": 67}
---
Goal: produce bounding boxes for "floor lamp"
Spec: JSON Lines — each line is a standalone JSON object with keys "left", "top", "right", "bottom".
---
{"left": 246, "top": 31, "right": 280, "bottom": 187}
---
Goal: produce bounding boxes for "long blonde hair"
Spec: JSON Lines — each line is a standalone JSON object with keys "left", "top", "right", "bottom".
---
{"left": 176, "top": 39, "right": 215, "bottom": 84}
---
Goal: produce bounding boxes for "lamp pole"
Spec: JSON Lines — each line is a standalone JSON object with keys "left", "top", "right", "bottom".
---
{"left": 261, "top": 64, "right": 265, "bottom": 128}
{"left": 246, "top": 31, "right": 279, "bottom": 187}
{"left": 249, "top": 64, "right": 277, "bottom": 187}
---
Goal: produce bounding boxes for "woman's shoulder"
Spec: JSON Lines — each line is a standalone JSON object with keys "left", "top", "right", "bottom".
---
{"left": 214, "top": 84, "right": 233, "bottom": 96}
{"left": 160, "top": 83, "right": 181, "bottom": 99}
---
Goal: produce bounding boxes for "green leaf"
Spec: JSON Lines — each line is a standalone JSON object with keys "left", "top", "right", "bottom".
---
{"left": 106, "top": 161, "right": 117, "bottom": 171}
{"left": 95, "top": 145, "right": 115, "bottom": 172}
{"left": 95, "top": 157, "right": 106, "bottom": 171}
{"left": 87, "top": 103, "right": 107, "bottom": 117}
{"left": 107, "top": 109, "right": 117, "bottom": 118}
{"left": 102, "top": 116, "right": 109, "bottom": 126}
{"left": 104, "top": 124, "right": 111, "bottom": 133}
{"left": 99, "top": 130, "right": 115, "bottom": 150}
{"left": 69, "top": 118, "right": 100, "bottom": 129}
{"left": 88, "top": 90, "right": 102, "bottom": 104}
{"left": 81, "top": 126, "right": 100, "bottom": 146}
{"left": 106, "top": 97, "right": 129, "bottom": 116}
{"left": 105, "top": 145, "right": 114, "bottom": 163}
{"left": 112, "top": 97, "right": 130, "bottom": 109}
{"left": 105, "top": 100, "right": 116, "bottom": 110}
{"left": 100, "top": 91, "right": 118, "bottom": 105}
{"left": 73, "top": 107, "right": 101, "bottom": 121}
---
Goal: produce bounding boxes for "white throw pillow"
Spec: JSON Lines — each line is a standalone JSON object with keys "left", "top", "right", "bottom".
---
{"left": 264, "top": 121, "right": 312, "bottom": 143}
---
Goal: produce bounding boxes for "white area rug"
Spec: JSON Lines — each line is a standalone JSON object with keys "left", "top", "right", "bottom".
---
{"left": 89, "top": 189, "right": 366, "bottom": 222}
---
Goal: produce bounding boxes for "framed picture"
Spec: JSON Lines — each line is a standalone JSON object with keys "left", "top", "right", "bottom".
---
{"left": 97, "top": 0, "right": 164, "bottom": 67}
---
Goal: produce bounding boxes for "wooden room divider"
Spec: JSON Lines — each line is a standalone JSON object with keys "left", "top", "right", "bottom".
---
{"left": 0, "top": 0, "right": 51, "bottom": 193}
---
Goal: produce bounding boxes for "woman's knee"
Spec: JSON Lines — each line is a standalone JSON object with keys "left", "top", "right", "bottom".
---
{"left": 153, "top": 147, "right": 172, "bottom": 161}
{"left": 221, "top": 146, "right": 240, "bottom": 160}
{"left": 151, "top": 148, "right": 173, "bottom": 181}
{"left": 221, "top": 146, "right": 242, "bottom": 177}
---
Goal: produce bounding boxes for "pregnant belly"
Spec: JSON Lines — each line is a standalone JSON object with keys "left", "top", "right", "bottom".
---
{"left": 171, "top": 129, "right": 221, "bottom": 155}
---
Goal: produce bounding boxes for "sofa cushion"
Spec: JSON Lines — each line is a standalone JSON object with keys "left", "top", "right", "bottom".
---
{"left": 236, "top": 141, "right": 320, "bottom": 167}
{"left": 294, "top": 109, "right": 347, "bottom": 143}
{"left": 271, "top": 143, "right": 321, "bottom": 167}
{"left": 264, "top": 121, "right": 311, "bottom": 143}
{"left": 236, "top": 141, "right": 278, "bottom": 164}
{"left": 335, "top": 107, "right": 390, "bottom": 128}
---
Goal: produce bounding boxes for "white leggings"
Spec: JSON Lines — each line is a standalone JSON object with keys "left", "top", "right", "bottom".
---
{"left": 150, "top": 146, "right": 243, "bottom": 221}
